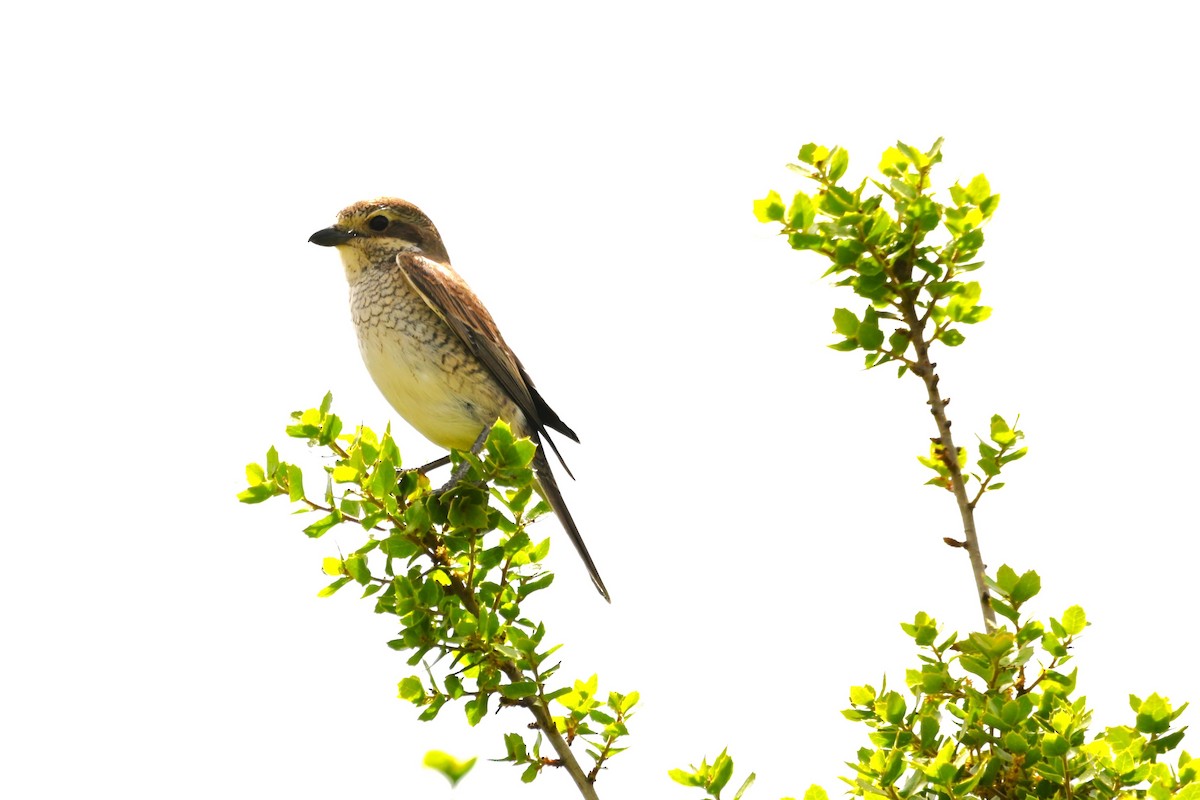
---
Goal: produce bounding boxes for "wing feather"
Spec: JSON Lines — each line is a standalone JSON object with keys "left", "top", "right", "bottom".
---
{"left": 395, "top": 253, "right": 579, "bottom": 473}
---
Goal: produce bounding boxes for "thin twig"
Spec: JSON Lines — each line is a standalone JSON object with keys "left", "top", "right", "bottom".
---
{"left": 898, "top": 290, "right": 997, "bottom": 632}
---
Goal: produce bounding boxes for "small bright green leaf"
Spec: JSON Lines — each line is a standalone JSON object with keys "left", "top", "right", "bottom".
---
{"left": 303, "top": 512, "right": 341, "bottom": 538}
{"left": 465, "top": 694, "right": 489, "bottom": 727}
{"left": 732, "top": 772, "right": 758, "bottom": 800}
{"left": 1043, "top": 733, "right": 1069, "bottom": 757}
{"left": 788, "top": 232, "right": 824, "bottom": 250}
{"left": 788, "top": 192, "right": 816, "bottom": 229}
{"left": 828, "top": 148, "right": 849, "bottom": 182}
{"left": 938, "top": 329, "right": 965, "bottom": 346}
{"left": 833, "top": 308, "right": 859, "bottom": 336}
{"left": 710, "top": 750, "right": 735, "bottom": 794}
{"left": 1062, "top": 605, "right": 1087, "bottom": 635}
{"left": 343, "top": 553, "right": 371, "bottom": 585}
{"left": 500, "top": 681, "right": 538, "bottom": 699}
{"left": 799, "top": 143, "right": 830, "bottom": 165}
{"left": 753, "top": 191, "right": 786, "bottom": 223}
{"left": 237, "top": 484, "right": 274, "bottom": 504}
{"left": 1137, "top": 694, "right": 1173, "bottom": 734}
{"left": 669, "top": 768, "right": 705, "bottom": 787}
{"left": 423, "top": 751, "right": 476, "bottom": 788}
{"left": 398, "top": 676, "right": 424, "bottom": 703}
{"left": 879, "top": 147, "right": 910, "bottom": 177}
{"left": 317, "top": 576, "right": 351, "bottom": 597}
{"left": 1011, "top": 570, "right": 1041, "bottom": 603}
{"left": 966, "top": 174, "right": 992, "bottom": 204}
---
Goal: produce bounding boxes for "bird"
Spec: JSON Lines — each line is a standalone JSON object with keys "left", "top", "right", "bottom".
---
{"left": 309, "top": 198, "right": 609, "bottom": 602}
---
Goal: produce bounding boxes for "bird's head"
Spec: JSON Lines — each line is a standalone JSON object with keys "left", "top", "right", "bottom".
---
{"left": 309, "top": 198, "right": 450, "bottom": 267}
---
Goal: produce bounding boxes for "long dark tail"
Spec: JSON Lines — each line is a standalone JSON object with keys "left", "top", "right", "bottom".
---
{"left": 531, "top": 445, "right": 610, "bottom": 602}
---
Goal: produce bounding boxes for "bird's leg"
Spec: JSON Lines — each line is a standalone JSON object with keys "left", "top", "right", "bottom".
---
{"left": 437, "top": 426, "right": 491, "bottom": 493}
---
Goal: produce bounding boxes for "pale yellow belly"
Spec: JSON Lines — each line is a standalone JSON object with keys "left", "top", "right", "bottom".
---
{"left": 357, "top": 324, "right": 517, "bottom": 450}
{"left": 344, "top": 253, "right": 526, "bottom": 450}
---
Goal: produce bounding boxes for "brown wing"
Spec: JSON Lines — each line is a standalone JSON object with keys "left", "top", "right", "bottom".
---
{"left": 395, "top": 253, "right": 579, "bottom": 469}
{"left": 396, "top": 252, "right": 608, "bottom": 601}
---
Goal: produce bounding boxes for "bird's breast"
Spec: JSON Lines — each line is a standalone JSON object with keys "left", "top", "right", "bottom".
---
{"left": 346, "top": 264, "right": 523, "bottom": 450}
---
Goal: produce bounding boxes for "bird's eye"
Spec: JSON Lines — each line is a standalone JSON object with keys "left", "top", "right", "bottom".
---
{"left": 367, "top": 215, "right": 389, "bottom": 232}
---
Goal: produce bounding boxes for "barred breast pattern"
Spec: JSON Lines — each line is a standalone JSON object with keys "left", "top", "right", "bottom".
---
{"left": 346, "top": 260, "right": 523, "bottom": 450}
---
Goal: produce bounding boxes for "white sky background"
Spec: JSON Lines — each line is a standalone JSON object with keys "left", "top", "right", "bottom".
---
{"left": 3, "top": 2, "right": 1197, "bottom": 798}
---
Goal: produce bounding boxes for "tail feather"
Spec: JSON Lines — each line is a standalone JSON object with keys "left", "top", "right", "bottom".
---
{"left": 531, "top": 445, "right": 610, "bottom": 602}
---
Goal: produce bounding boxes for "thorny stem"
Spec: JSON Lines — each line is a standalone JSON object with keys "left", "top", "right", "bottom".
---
{"left": 307, "top": 457, "right": 600, "bottom": 800}
{"left": 415, "top": 520, "right": 599, "bottom": 799}
{"left": 898, "top": 288, "right": 997, "bottom": 631}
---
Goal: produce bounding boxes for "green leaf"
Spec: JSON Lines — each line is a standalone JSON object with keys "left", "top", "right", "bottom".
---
{"left": 317, "top": 576, "right": 351, "bottom": 598}
{"left": 286, "top": 464, "right": 305, "bottom": 501}
{"left": 398, "top": 676, "right": 424, "bottom": 703}
{"left": 879, "top": 147, "right": 910, "bottom": 177}
{"left": 849, "top": 685, "right": 876, "bottom": 706}
{"left": 828, "top": 147, "right": 849, "bottom": 182}
{"left": 1011, "top": 570, "right": 1041, "bottom": 603}
{"left": 990, "top": 417, "right": 1017, "bottom": 448}
{"left": 788, "top": 192, "right": 816, "bottom": 229}
{"left": 1136, "top": 694, "right": 1173, "bottom": 734}
{"left": 966, "top": 174, "right": 992, "bottom": 204}
{"left": 938, "top": 329, "right": 965, "bottom": 346}
{"left": 1043, "top": 733, "right": 1069, "bottom": 757}
{"left": 753, "top": 191, "right": 786, "bottom": 223}
{"left": 880, "top": 750, "right": 906, "bottom": 786}
{"left": 1001, "top": 447, "right": 1028, "bottom": 464}
{"left": 1061, "top": 605, "right": 1087, "bottom": 635}
{"left": 331, "top": 464, "right": 359, "bottom": 483}
{"left": 798, "top": 143, "right": 830, "bottom": 165}
{"left": 732, "top": 773, "right": 758, "bottom": 800}
{"left": 788, "top": 232, "right": 824, "bottom": 250}
{"left": 710, "top": 750, "right": 735, "bottom": 795}
{"left": 423, "top": 751, "right": 477, "bottom": 788}
{"left": 500, "top": 681, "right": 539, "bottom": 699}
{"left": 237, "top": 484, "right": 275, "bottom": 504}
{"left": 858, "top": 309, "right": 884, "bottom": 350}
{"left": 833, "top": 308, "right": 859, "bottom": 336}
{"left": 879, "top": 691, "right": 907, "bottom": 724}
{"left": 343, "top": 553, "right": 371, "bottom": 585}
{"left": 464, "top": 693, "right": 489, "bottom": 727}
{"left": 303, "top": 512, "right": 341, "bottom": 538}
{"left": 821, "top": 186, "right": 856, "bottom": 215}
{"left": 834, "top": 239, "right": 864, "bottom": 266}
{"left": 669, "top": 768, "right": 705, "bottom": 787}
{"left": 803, "top": 786, "right": 830, "bottom": 800}
{"left": 895, "top": 141, "right": 928, "bottom": 169}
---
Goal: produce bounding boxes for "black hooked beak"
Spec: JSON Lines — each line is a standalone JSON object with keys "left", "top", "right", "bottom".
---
{"left": 309, "top": 227, "right": 356, "bottom": 247}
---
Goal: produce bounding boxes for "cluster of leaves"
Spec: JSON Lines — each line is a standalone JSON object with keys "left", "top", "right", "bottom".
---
{"left": 500, "top": 677, "right": 639, "bottom": 783}
{"left": 671, "top": 748, "right": 757, "bottom": 800}
{"left": 677, "top": 572, "right": 1193, "bottom": 800}
{"left": 837, "top": 567, "right": 1194, "bottom": 800}
{"left": 917, "top": 414, "right": 1026, "bottom": 501}
{"left": 239, "top": 394, "right": 634, "bottom": 789}
{"left": 754, "top": 139, "right": 999, "bottom": 374}
{"left": 756, "top": 140, "right": 1022, "bottom": 507}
